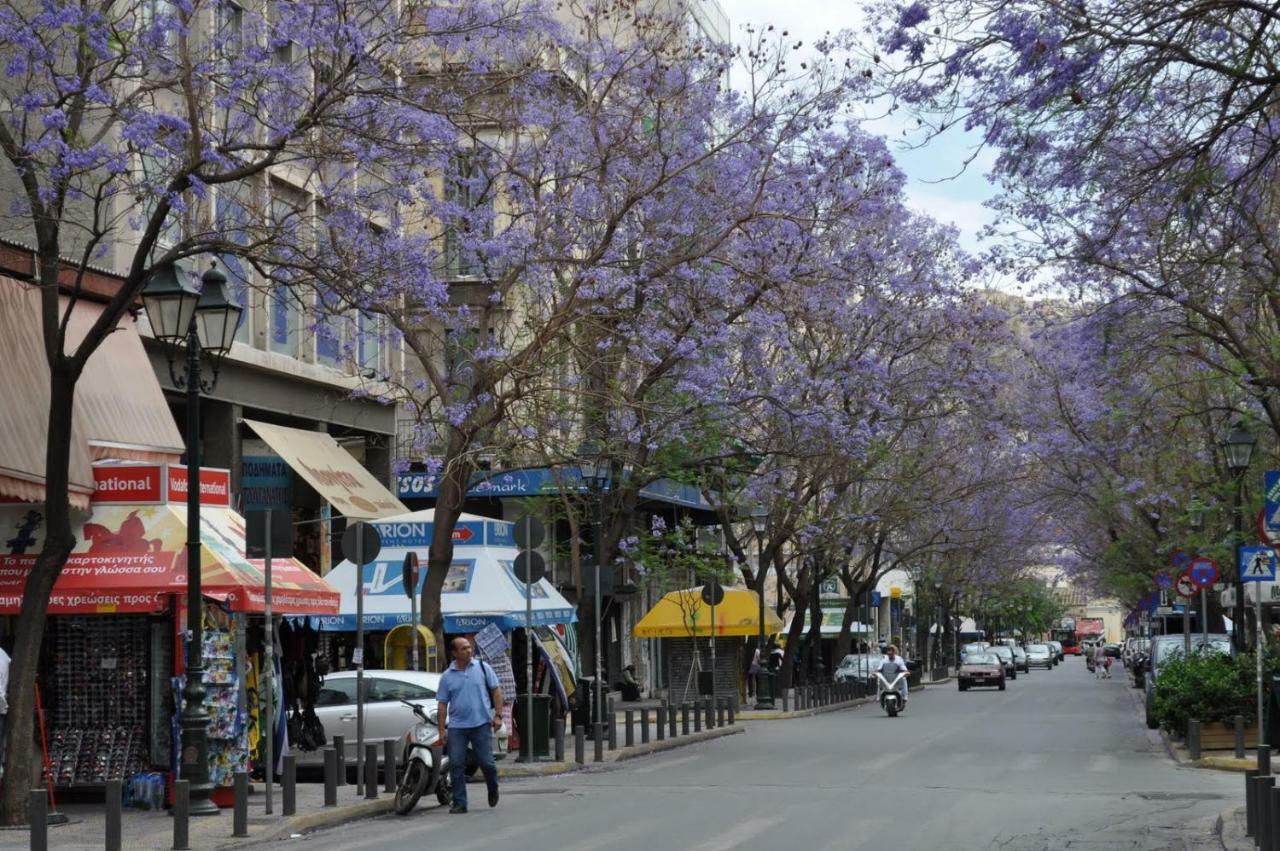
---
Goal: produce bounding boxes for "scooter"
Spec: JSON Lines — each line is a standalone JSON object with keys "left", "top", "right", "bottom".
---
{"left": 393, "top": 699, "right": 451, "bottom": 815}
{"left": 874, "top": 670, "right": 908, "bottom": 717}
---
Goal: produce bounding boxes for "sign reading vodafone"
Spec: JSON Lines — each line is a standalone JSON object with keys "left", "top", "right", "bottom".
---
{"left": 92, "top": 464, "right": 231, "bottom": 506}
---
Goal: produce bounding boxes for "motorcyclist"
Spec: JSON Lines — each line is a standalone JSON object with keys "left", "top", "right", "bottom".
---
{"left": 878, "top": 645, "right": 910, "bottom": 703}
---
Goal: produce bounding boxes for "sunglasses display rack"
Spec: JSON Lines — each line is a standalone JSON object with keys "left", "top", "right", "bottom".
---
{"left": 45, "top": 616, "right": 151, "bottom": 786}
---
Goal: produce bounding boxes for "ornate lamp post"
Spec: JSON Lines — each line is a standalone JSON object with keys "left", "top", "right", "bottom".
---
{"left": 932, "top": 576, "right": 943, "bottom": 673}
{"left": 142, "top": 262, "right": 241, "bottom": 815}
{"left": 750, "top": 504, "right": 772, "bottom": 708}
{"left": 576, "top": 440, "right": 609, "bottom": 728}
{"left": 1223, "top": 421, "right": 1256, "bottom": 655}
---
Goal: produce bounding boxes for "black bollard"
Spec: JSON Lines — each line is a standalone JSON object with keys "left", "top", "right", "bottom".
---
{"left": 625, "top": 709, "right": 635, "bottom": 747}
{"left": 782, "top": 688, "right": 790, "bottom": 712}
{"left": 106, "top": 778, "right": 122, "bottom": 851}
{"left": 574, "top": 725, "right": 585, "bottom": 764}
{"left": 333, "top": 735, "right": 346, "bottom": 786}
{"left": 657, "top": 704, "right": 666, "bottom": 741}
{"left": 31, "top": 789, "right": 47, "bottom": 851}
{"left": 554, "top": 718, "right": 566, "bottom": 762}
{"left": 608, "top": 712, "right": 618, "bottom": 750}
{"left": 283, "top": 755, "right": 297, "bottom": 816}
{"left": 173, "top": 780, "right": 190, "bottom": 851}
{"left": 717, "top": 699, "right": 726, "bottom": 728}
{"left": 1257, "top": 775, "right": 1275, "bottom": 849}
{"left": 707, "top": 698, "right": 716, "bottom": 728}
{"left": 1238, "top": 716, "right": 1247, "bottom": 760}
{"left": 728, "top": 699, "right": 735, "bottom": 725}
{"left": 324, "top": 747, "right": 339, "bottom": 806}
{"left": 682, "top": 703, "right": 691, "bottom": 736}
{"left": 233, "top": 771, "right": 249, "bottom": 837}
{"left": 669, "top": 702, "right": 678, "bottom": 738}
{"left": 1248, "top": 769, "right": 1260, "bottom": 837}
{"left": 1262, "top": 745, "right": 1273, "bottom": 777}
{"left": 694, "top": 701, "right": 703, "bottom": 733}
{"left": 593, "top": 723, "right": 605, "bottom": 762}
{"left": 641, "top": 708, "right": 650, "bottom": 745}
{"left": 1270, "top": 786, "right": 1280, "bottom": 851}
{"left": 365, "top": 744, "right": 379, "bottom": 799}
{"left": 1188, "top": 719, "right": 1201, "bottom": 761}
{"left": 384, "top": 740, "right": 397, "bottom": 793}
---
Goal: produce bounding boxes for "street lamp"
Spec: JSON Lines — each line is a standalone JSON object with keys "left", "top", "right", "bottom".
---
{"left": 143, "top": 261, "right": 241, "bottom": 816}
{"left": 932, "top": 577, "right": 943, "bottom": 673}
{"left": 576, "top": 440, "right": 609, "bottom": 730}
{"left": 1223, "top": 421, "right": 1257, "bottom": 655}
{"left": 749, "top": 504, "right": 772, "bottom": 709}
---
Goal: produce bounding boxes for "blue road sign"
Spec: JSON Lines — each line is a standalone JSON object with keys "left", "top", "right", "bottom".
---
{"left": 1239, "top": 546, "right": 1278, "bottom": 582}
{"left": 1267, "top": 472, "right": 1280, "bottom": 534}
{"left": 870, "top": 591, "right": 882, "bottom": 607}
{"left": 1171, "top": 550, "right": 1193, "bottom": 571}
{"left": 1154, "top": 570, "right": 1173, "bottom": 590}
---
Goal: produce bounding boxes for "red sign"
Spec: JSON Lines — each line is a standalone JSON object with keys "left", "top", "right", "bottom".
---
{"left": 167, "top": 467, "right": 231, "bottom": 507}
{"left": 1189, "top": 557, "right": 1220, "bottom": 589}
{"left": 0, "top": 552, "right": 184, "bottom": 614}
{"left": 453, "top": 527, "right": 475, "bottom": 543}
{"left": 92, "top": 466, "right": 163, "bottom": 503}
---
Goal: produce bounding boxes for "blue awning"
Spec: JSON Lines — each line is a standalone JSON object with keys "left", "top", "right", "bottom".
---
{"left": 396, "top": 468, "right": 712, "bottom": 512}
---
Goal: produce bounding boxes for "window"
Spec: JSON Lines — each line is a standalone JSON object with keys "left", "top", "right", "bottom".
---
{"left": 268, "top": 182, "right": 306, "bottom": 356}
{"left": 140, "top": 0, "right": 177, "bottom": 50}
{"left": 214, "top": 186, "right": 252, "bottom": 345}
{"left": 315, "top": 287, "right": 344, "bottom": 366}
{"left": 443, "top": 149, "right": 494, "bottom": 279}
{"left": 367, "top": 678, "right": 435, "bottom": 702}
{"left": 316, "top": 679, "right": 359, "bottom": 707}
{"left": 358, "top": 312, "right": 380, "bottom": 373}
{"left": 216, "top": 0, "right": 243, "bottom": 60}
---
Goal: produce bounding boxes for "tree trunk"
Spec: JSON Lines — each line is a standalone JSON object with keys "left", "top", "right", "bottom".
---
{"left": 834, "top": 590, "right": 860, "bottom": 661}
{"left": 1, "top": 365, "right": 77, "bottom": 825}
{"left": 779, "top": 596, "right": 807, "bottom": 690}
{"left": 420, "top": 445, "right": 471, "bottom": 665}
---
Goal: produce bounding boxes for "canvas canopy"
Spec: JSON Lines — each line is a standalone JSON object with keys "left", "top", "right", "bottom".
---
{"left": 316, "top": 508, "right": 577, "bottom": 632}
{"left": 634, "top": 586, "right": 783, "bottom": 638}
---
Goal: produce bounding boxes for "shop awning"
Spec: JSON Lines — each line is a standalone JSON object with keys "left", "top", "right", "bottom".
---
{"left": 244, "top": 419, "right": 406, "bottom": 520}
{"left": 781, "top": 606, "right": 872, "bottom": 637}
{"left": 396, "top": 468, "right": 715, "bottom": 514}
{"left": 0, "top": 276, "right": 184, "bottom": 508}
{"left": 634, "top": 586, "right": 783, "bottom": 638}
{"left": 0, "top": 504, "right": 338, "bottom": 615}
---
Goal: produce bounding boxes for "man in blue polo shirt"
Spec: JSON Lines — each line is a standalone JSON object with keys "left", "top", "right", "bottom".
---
{"left": 437, "top": 636, "right": 504, "bottom": 813}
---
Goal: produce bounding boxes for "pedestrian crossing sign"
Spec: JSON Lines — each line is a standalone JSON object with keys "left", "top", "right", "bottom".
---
{"left": 1239, "top": 546, "right": 1278, "bottom": 582}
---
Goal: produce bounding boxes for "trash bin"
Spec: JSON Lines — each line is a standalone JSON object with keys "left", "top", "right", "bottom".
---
{"left": 515, "top": 694, "right": 552, "bottom": 758}
{"left": 575, "top": 677, "right": 597, "bottom": 734}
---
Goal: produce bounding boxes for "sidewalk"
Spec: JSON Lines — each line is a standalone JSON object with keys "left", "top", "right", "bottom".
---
{"left": 0, "top": 724, "right": 743, "bottom": 850}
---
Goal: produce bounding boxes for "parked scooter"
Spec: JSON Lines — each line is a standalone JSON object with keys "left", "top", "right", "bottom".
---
{"left": 875, "top": 670, "right": 908, "bottom": 717}
{"left": 393, "top": 699, "right": 452, "bottom": 815}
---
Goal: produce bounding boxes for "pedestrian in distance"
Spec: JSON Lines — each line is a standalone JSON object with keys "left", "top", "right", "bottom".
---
{"left": 1093, "top": 643, "right": 1108, "bottom": 680}
{"left": 747, "top": 647, "right": 761, "bottom": 699}
{"left": 436, "top": 636, "right": 504, "bottom": 814}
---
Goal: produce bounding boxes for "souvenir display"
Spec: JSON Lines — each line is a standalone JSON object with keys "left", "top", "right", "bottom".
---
{"left": 171, "top": 611, "right": 248, "bottom": 787}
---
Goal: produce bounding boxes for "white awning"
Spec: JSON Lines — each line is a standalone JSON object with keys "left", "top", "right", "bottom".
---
{"left": 243, "top": 419, "right": 406, "bottom": 519}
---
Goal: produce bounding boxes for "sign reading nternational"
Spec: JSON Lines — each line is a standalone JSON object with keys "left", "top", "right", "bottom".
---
{"left": 1239, "top": 546, "right": 1278, "bottom": 582}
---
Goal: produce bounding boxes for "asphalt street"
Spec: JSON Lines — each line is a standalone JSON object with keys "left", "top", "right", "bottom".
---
{"left": 291, "top": 658, "right": 1238, "bottom": 851}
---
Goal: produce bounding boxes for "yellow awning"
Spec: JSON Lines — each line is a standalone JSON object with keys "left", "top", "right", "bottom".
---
{"left": 244, "top": 419, "right": 407, "bottom": 519}
{"left": 634, "top": 586, "right": 783, "bottom": 638}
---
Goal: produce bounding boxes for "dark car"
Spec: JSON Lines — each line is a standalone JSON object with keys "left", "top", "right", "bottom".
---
{"left": 1104, "top": 642, "right": 1122, "bottom": 658}
{"left": 958, "top": 653, "right": 1006, "bottom": 691}
{"left": 988, "top": 644, "right": 1017, "bottom": 679}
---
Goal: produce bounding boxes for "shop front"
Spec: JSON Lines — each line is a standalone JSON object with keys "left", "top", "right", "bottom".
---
{"left": 0, "top": 462, "right": 340, "bottom": 802}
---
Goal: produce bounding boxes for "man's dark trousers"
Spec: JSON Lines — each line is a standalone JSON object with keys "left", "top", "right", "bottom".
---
{"left": 447, "top": 723, "right": 498, "bottom": 809}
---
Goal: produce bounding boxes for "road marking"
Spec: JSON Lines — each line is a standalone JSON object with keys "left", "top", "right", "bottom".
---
{"left": 1088, "top": 754, "right": 1119, "bottom": 772}
{"left": 684, "top": 816, "right": 784, "bottom": 851}
{"left": 632, "top": 753, "right": 700, "bottom": 773}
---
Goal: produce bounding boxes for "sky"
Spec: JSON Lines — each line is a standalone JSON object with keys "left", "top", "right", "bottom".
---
{"left": 719, "top": 0, "right": 999, "bottom": 258}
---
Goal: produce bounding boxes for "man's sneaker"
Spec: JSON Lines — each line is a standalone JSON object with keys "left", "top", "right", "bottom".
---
{"left": 488, "top": 787, "right": 499, "bottom": 808}
{"left": 449, "top": 804, "right": 468, "bottom": 814}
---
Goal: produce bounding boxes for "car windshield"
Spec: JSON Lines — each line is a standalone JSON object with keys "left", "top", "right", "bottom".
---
{"left": 964, "top": 654, "right": 1000, "bottom": 666}
{"left": 1156, "top": 638, "right": 1230, "bottom": 662}
{"left": 990, "top": 647, "right": 1012, "bottom": 659}
{"left": 1026, "top": 645, "right": 1049, "bottom": 653}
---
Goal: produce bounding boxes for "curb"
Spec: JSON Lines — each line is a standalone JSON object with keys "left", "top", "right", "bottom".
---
{"left": 739, "top": 697, "right": 869, "bottom": 721}
{"left": 216, "top": 797, "right": 400, "bottom": 848}
{"left": 610, "top": 724, "right": 744, "bottom": 760}
{"left": 1158, "top": 724, "right": 1254, "bottom": 772}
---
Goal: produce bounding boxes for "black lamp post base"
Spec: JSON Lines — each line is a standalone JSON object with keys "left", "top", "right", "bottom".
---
{"left": 187, "top": 796, "right": 221, "bottom": 816}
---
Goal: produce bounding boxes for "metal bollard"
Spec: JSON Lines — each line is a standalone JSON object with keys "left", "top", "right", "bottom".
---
{"left": 625, "top": 709, "right": 635, "bottom": 747}
{"left": 106, "top": 778, "right": 122, "bottom": 851}
{"left": 640, "top": 708, "right": 650, "bottom": 744}
{"left": 657, "top": 704, "right": 666, "bottom": 741}
{"left": 283, "top": 754, "right": 297, "bottom": 816}
{"left": 333, "top": 735, "right": 346, "bottom": 786}
{"left": 728, "top": 699, "right": 735, "bottom": 725}
{"left": 608, "top": 712, "right": 618, "bottom": 750}
{"left": 365, "top": 744, "right": 379, "bottom": 799}
{"left": 682, "top": 703, "right": 691, "bottom": 736}
{"left": 593, "top": 724, "right": 605, "bottom": 762}
{"left": 1238, "top": 716, "right": 1247, "bottom": 760}
{"left": 717, "top": 699, "right": 726, "bottom": 728}
{"left": 1188, "top": 719, "right": 1201, "bottom": 761}
{"left": 31, "top": 788, "right": 47, "bottom": 851}
{"left": 705, "top": 699, "right": 715, "bottom": 729}
{"left": 1257, "top": 775, "right": 1275, "bottom": 849}
{"left": 1270, "top": 786, "right": 1280, "bottom": 851}
{"left": 694, "top": 701, "right": 703, "bottom": 733}
{"left": 574, "top": 725, "right": 585, "bottom": 764}
{"left": 173, "top": 780, "right": 190, "bottom": 851}
{"left": 554, "top": 719, "right": 566, "bottom": 762}
{"left": 233, "top": 771, "right": 249, "bottom": 837}
{"left": 1262, "top": 745, "right": 1273, "bottom": 777}
{"left": 324, "top": 747, "right": 339, "bottom": 806}
{"left": 669, "top": 702, "right": 678, "bottom": 738}
{"left": 384, "top": 740, "right": 397, "bottom": 793}
{"left": 1248, "top": 769, "right": 1260, "bottom": 837}
{"left": 782, "top": 689, "right": 790, "bottom": 712}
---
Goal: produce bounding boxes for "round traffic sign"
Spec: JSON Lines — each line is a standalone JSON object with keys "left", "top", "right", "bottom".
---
{"left": 1154, "top": 570, "right": 1173, "bottom": 590}
{"left": 1175, "top": 571, "right": 1197, "bottom": 599}
{"left": 402, "top": 552, "right": 419, "bottom": 598}
{"left": 1170, "top": 550, "right": 1192, "bottom": 571}
{"left": 513, "top": 515, "right": 545, "bottom": 550}
{"left": 701, "top": 579, "right": 725, "bottom": 606}
{"left": 1188, "top": 557, "right": 1220, "bottom": 589}
{"left": 342, "top": 521, "right": 382, "bottom": 565}
{"left": 514, "top": 550, "right": 546, "bottom": 584}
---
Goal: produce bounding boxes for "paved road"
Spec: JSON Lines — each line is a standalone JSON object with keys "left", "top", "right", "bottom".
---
{"left": 294, "top": 658, "right": 1238, "bottom": 851}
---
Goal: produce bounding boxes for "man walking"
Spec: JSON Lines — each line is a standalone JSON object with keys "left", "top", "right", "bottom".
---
{"left": 437, "top": 636, "right": 504, "bottom": 814}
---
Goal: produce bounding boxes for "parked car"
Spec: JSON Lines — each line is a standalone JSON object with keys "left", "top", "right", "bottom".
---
{"left": 1144, "top": 634, "right": 1231, "bottom": 729}
{"left": 1123, "top": 637, "right": 1150, "bottom": 688}
{"left": 961, "top": 642, "right": 989, "bottom": 661}
{"left": 1010, "top": 645, "right": 1030, "bottom": 673}
{"left": 835, "top": 653, "right": 884, "bottom": 685}
{"left": 1024, "top": 643, "right": 1054, "bottom": 669}
{"left": 1104, "top": 642, "right": 1122, "bottom": 658}
{"left": 296, "top": 670, "right": 444, "bottom": 769}
{"left": 958, "top": 653, "right": 1006, "bottom": 691}
{"left": 1044, "top": 640, "right": 1064, "bottom": 662}
{"left": 988, "top": 644, "right": 1017, "bottom": 679}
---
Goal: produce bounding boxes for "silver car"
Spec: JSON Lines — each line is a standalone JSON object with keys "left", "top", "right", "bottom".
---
{"left": 835, "top": 653, "right": 884, "bottom": 684}
{"left": 296, "top": 670, "right": 442, "bottom": 767}
{"left": 1024, "top": 643, "right": 1054, "bottom": 669}
{"left": 988, "top": 644, "right": 1017, "bottom": 679}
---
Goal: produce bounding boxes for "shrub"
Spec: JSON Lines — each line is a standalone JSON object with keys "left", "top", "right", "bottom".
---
{"left": 1151, "top": 651, "right": 1252, "bottom": 734}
